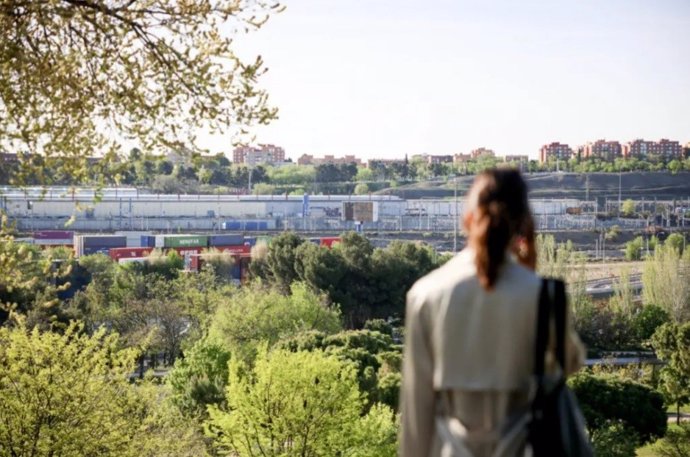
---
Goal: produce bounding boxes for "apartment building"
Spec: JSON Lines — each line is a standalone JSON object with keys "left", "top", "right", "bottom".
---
{"left": 504, "top": 155, "right": 529, "bottom": 163}
{"left": 233, "top": 144, "right": 286, "bottom": 166}
{"left": 539, "top": 142, "right": 573, "bottom": 163}
{"left": 297, "top": 154, "right": 362, "bottom": 166}
{"left": 579, "top": 140, "right": 622, "bottom": 161}
{"left": 470, "top": 147, "right": 495, "bottom": 158}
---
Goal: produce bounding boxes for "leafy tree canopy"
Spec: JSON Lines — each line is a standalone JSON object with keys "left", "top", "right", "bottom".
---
{"left": 0, "top": 0, "right": 282, "bottom": 185}
{"left": 206, "top": 346, "right": 398, "bottom": 457}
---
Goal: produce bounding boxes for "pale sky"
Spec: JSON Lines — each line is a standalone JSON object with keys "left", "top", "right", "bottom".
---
{"left": 209, "top": 0, "right": 690, "bottom": 161}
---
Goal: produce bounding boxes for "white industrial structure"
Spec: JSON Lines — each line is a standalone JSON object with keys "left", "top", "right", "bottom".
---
{"left": 0, "top": 187, "right": 603, "bottom": 232}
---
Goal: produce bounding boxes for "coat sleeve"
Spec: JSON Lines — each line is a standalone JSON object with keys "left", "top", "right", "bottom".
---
{"left": 399, "top": 284, "right": 435, "bottom": 457}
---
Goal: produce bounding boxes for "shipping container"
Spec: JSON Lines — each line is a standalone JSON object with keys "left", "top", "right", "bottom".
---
{"left": 118, "top": 257, "right": 148, "bottom": 265}
{"left": 164, "top": 235, "right": 208, "bottom": 248}
{"left": 214, "top": 245, "right": 251, "bottom": 256}
{"left": 115, "top": 231, "right": 153, "bottom": 248}
{"left": 221, "top": 220, "right": 276, "bottom": 231}
{"left": 320, "top": 237, "right": 341, "bottom": 248}
{"left": 74, "top": 235, "right": 127, "bottom": 257}
{"left": 209, "top": 234, "right": 244, "bottom": 246}
{"left": 81, "top": 235, "right": 127, "bottom": 248}
{"left": 33, "top": 239, "right": 73, "bottom": 246}
{"left": 109, "top": 247, "right": 153, "bottom": 261}
{"left": 33, "top": 230, "right": 74, "bottom": 240}
{"left": 82, "top": 246, "right": 113, "bottom": 256}
{"left": 141, "top": 235, "right": 156, "bottom": 247}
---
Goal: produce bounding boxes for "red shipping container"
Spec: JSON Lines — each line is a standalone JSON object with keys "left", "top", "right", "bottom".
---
{"left": 213, "top": 245, "right": 251, "bottom": 257}
{"left": 34, "top": 230, "right": 74, "bottom": 240}
{"left": 320, "top": 237, "right": 341, "bottom": 248}
{"left": 109, "top": 247, "right": 152, "bottom": 261}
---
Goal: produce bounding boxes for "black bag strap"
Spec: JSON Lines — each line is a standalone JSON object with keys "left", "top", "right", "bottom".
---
{"left": 535, "top": 278, "right": 568, "bottom": 377}
{"left": 553, "top": 279, "right": 567, "bottom": 371}
{"left": 534, "top": 278, "right": 551, "bottom": 377}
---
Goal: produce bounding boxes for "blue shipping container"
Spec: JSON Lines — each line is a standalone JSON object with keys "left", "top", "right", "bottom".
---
{"left": 209, "top": 234, "right": 244, "bottom": 246}
{"left": 82, "top": 235, "right": 127, "bottom": 248}
{"left": 222, "top": 221, "right": 242, "bottom": 231}
{"left": 140, "top": 235, "right": 156, "bottom": 247}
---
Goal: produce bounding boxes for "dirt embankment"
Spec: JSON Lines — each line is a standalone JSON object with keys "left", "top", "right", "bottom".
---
{"left": 380, "top": 172, "right": 690, "bottom": 201}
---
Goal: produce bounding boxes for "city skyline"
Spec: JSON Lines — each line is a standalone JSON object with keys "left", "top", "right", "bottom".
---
{"left": 200, "top": 0, "right": 690, "bottom": 161}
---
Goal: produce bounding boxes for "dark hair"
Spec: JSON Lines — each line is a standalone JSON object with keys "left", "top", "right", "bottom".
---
{"left": 468, "top": 169, "right": 530, "bottom": 290}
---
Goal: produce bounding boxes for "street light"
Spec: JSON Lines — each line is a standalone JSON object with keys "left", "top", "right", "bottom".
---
{"left": 453, "top": 176, "right": 458, "bottom": 253}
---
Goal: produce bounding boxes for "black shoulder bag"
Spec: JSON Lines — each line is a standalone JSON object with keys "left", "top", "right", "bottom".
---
{"left": 527, "top": 278, "right": 593, "bottom": 457}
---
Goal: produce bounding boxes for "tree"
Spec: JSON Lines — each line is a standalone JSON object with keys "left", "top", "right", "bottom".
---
{"left": 0, "top": 322, "right": 205, "bottom": 457}
{"left": 277, "top": 328, "right": 403, "bottom": 410}
{"left": 167, "top": 338, "right": 232, "bottom": 417}
{"left": 656, "top": 423, "right": 690, "bottom": 457}
{"left": 568, "top": 373, "right": 667, "bottom": 446}
{"left": 650, "top": 322, "right": 690, "bottom": 424}
{"left": 0, "top": 215, "right": 70, "bottom": 327}
{"left": 625, "top": 236, "right": 645, "bottom": 261}
{"left": 642, "top": 245, "right": 690, "bottom": 321}
{"left": 354, "top": 182, "right": 370, "bottom": 194}
{"left": 1, "top": 0, "right": 282, "bottom": 185}
{"left": 206, "top": 347, "right": 398, "bottom": 457}
{"left": 665, "top": 233, "right": 686, "bottom": 255}
{"left": 621, "top": 199, "right": 636, "bottom": 217}
{"left": 207, "top": 282, "right": 342, "bottom": 361}
{"left": 262, "top": 231, "right": 304, "bottom": 292}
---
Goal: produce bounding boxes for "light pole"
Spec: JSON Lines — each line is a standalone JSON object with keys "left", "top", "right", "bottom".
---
{"left": 453, "top": 176, "right": 458, "bottom": 253}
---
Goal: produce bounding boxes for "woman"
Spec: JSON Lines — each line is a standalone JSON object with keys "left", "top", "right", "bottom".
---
{"left": 399, "top": 169, "right": 584, "bottom": 457}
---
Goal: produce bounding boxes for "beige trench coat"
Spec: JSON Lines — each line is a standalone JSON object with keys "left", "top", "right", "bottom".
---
{"left": 399, "top": 248, "right": 584, "bottom": 457}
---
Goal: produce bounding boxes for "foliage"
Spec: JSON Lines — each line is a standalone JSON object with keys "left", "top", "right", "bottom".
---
{"left": 642, "top": 244, "right": 690, "bottom": 321}
{"left": 665, "top": 233, "right": 686, "bottom": 255}
{"left": 206, "top": 347, "right": 397, "bottom": 457}
{"left": 261, "top": 231, "right": 305, "bottom": 292}
{"left": 167, "top": 338, "right": 231, "bottom": 418}
{"left": 0, "top": 0, "right": 281, "bottom": 185}
{"left": 605, "top": 224, "right": 622, "bottom": 241}
{"left": 625, "top": 236, "right": 645, "bottom": 261}
{"left": 650, "top": 322, "right": 690, "bottom": 423}
{"left": 655, "top": 423, "right": 690, "bottom": 457}
{"left": 536, "top": 234, "right": 589, "bottom": 317}
{"left": 207, "top": 282, "right": 342, "bottom": 361}
{"left": 590, "top": 421, "right": 638, "bottom": 457}
{"left": 568, "top": 372, "right": 667, "bottom": 446}
{"left": 621, "top": 199, "right": 636, "bottom": 217}
{"left": 252, "top": 232, "right": 441, "bottom": 328}
{"left": 277, "top": 328, "right": 402, "bottom": 410}
{"left": 355, "top": 182, "right": 370, "bottom": 194}
{"left": 0, "top": 215, "right": 72, "bottom": 327}
{"left": 71, "top": 264, "right": 227, "bottom": 367}
{"left": 0, "top": 322, "right": 205, "bottom": 457}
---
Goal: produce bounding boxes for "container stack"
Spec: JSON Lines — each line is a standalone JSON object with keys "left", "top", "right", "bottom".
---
{"left": 33, "top": 230, "right": 74, "bottom": 246}
{"left": 74, "top": 235, "right": 127, "bottom": 257}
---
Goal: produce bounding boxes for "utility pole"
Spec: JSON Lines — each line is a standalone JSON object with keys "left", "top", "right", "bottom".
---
{"left": 453, "top": 176, "right": 458, "bottom": 253}
{"left": 618, "top": 167, "right": 622, "bottom": 217}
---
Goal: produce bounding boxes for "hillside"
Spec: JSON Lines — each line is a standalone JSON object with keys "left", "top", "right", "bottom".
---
{"left": 377, "top": 172, "right": 690, "bottom": 201}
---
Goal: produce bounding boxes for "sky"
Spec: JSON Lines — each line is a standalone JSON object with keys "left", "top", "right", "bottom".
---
{"left": 208, "top": 0, "right": 690, "bottom": 161}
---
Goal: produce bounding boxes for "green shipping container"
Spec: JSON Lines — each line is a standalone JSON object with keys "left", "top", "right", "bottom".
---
{"left": 163, "top": 235, "right": 208, "bottom": 248}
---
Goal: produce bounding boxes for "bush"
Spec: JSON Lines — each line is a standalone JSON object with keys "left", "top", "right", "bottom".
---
{"left": 656, "top": 423, "right": 690, "bottom": 457}
{"left": 591, "top": 421, "right": 638, "bottom": 457}
{"left": 568, "top": 372, "right": 667, "bottom": 446}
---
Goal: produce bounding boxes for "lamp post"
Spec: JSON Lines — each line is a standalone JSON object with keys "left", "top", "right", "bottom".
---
{"left": 453, "top": 176, "right": 458, "bottom": 253}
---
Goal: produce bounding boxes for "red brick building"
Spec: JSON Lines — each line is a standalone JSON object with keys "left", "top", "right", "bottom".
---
{"left": 539, "top": 142, "right": 573, "bottom": 163}
{"left": 233, "top": 144, "right": 286, "bottom": 166}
